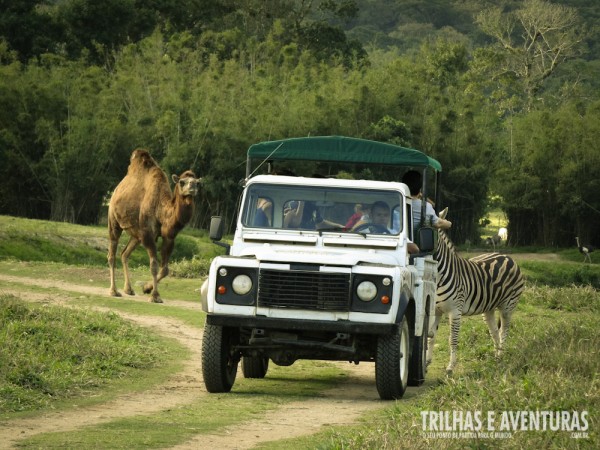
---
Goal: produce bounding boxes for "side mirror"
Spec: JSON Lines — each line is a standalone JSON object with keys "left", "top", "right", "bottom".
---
{"left": 418, "top": 227, "right": 435, "bottom": 253}
{"left": 209, "top": 216, "right": 230, "bottom": 254}
{"left": 209, "top": 216, "right": 224, "bottom": 241}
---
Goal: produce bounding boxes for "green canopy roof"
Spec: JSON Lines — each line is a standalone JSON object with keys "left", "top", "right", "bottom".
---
{"left": 247, "top": 136, "right": 442, "bottom": 172}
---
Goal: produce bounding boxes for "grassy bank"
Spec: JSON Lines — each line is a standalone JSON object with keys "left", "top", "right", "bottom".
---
{"left": 0, "top": 215, "right": 221, "bottom": 278}
{"left": 0, "top": 294, "right": 183, "bottom": 416}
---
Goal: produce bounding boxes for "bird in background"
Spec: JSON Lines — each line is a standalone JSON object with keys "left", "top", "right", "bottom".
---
{"left": 576, "top": 237, "right": 595, "bottom": 263}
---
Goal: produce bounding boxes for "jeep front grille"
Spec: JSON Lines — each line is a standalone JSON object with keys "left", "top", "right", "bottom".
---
{"left": 258, "top": 268, "right": 351, "bottom": 311}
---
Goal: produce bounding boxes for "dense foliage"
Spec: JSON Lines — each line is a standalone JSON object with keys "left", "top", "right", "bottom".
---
{"left": 1, "top": 0, "right": 599, "bottom": 246}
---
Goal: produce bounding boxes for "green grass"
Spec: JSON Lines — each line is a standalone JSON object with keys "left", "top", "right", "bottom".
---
{"left": 270, "top": 285, "right": 599, "bottom": 449}
{"left": 0, "top": 215, "right": 222, "bottom": 276}
{"left": 519, "top": 260, "right": 600, "bottom": 289}
{"left": 1, "top": 214, "right": 598, "bottom": 449}
{"left": 0, "top": 294, "right": 182, "bottom": 416}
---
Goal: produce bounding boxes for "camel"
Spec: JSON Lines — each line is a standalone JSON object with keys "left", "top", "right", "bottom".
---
{"left": 108, "top": 149, "right": 201, "bottom": 303}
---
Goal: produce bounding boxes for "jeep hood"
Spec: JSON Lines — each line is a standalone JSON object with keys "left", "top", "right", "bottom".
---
{"left": 238, "top": 244, "right": 400, "bottom": 266}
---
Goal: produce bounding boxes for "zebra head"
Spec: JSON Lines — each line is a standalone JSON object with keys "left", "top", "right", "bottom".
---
{"left": 433, "top": 207, "right": 456, "bottom": 259}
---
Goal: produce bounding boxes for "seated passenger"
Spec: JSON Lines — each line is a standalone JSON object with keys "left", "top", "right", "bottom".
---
{"left": 345, "top": 203, "right": 367, "bottom": 230}
{"left": 352, "top": 201, "right": 391, "bottom": 234}
{"left": 253, "top": 198, "right": 272, "bottom": 227}
{"left": 351, "top": 201, "right": 419, "bottom": 254}
{"left": 284, "top": 201, "right": 343, "bottom": 230}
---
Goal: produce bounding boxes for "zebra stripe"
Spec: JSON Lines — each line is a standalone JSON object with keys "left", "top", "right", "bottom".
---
{"left": 427, "top": 226, "right": 524, "bottom": 373}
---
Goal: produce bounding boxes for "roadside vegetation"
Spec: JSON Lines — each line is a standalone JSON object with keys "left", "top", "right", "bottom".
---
{"left": 0, "top": 216, "right": 598, "bottom": 448}
{"left": 0, "top": 295, "right": 173, "bottom": 415}
{"left": 0, "top": 215, "right": 222, "bottom": 278}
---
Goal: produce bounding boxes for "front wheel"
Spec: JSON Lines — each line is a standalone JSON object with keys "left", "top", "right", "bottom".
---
{"left": 202, "top": 324, "right": 239, "bottom": 393}
{"left": 376, "top": 316, "right": 410, "bottom": 400}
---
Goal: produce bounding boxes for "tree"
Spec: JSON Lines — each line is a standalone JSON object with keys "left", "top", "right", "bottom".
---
{"left": 475, "top": 0, "right": 586, "bottom": 111}
{"left": 0, "top": 0, "right": 61, "bottom": 62}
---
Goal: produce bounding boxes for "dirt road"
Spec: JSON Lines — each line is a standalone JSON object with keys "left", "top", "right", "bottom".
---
{"left": 0, "top": 274, "right": 387, "bottom": 449}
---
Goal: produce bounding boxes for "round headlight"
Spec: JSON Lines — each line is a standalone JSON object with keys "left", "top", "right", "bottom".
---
{"left": 356, "top": 281, "right": 377, "bottom": 302}
{"left": 232, "top": 274, "right": 253, "bottom": 295}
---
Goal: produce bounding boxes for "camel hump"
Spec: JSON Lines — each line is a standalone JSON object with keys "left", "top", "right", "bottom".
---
{"left": 129, "top": 149, "right": 159, "bottom": 173}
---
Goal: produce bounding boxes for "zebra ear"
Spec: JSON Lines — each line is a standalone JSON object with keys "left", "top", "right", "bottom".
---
{"left": 439, "top": 207, "right": 449, "bottom": 219}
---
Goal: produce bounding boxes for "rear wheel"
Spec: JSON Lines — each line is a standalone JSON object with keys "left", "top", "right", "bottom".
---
{"left": 202, "top": 324, "right": 239, "bottom": 393}
{"left": 408, "top": 312, "right": 429, "bottom": 386}
{"left": 242, "top": 356, "right": 269, "bottom": 378}
{"left": 376, "top": 317, "right": 410, "bottom": 400}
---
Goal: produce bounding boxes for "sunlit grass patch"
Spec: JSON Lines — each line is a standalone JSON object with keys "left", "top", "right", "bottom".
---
{"left": 0, "top": 295, "right": 172, "bottom": 414}
{"left": 0, "top": 215, "right": 219, "bottom": 273}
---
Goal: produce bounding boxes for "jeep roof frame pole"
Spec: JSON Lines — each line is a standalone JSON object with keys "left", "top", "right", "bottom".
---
{"left": 421, "top": 168, "right": 428, "bottom": 228}
{"left": 435, "top": 170, "right": 441, "bottom": 215}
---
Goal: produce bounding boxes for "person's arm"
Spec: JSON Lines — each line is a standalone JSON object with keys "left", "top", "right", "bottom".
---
{"left": 426, "top": 202, "right": 452, "bottom": 229}
{"left": 316, "top": 218, "right": 344, "bottom": 230}
{"left": 407, "top": 242, "right": 420, "bottom": 254}
{"left": 284, "top": 201, "right": 305, "bottom": 228}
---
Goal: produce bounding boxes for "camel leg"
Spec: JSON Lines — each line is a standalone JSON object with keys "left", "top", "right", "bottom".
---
{"left": 141, "top": 235, "right": 162, "bottom": 303}
{"left": 143, "top": 238, "right": 174, "bottom": 297}
{"left": 108, "top": 220, "right": 122, "bottom": 297}
{"left": 446, "top": 312, "right": 462, "bottom": 374}
{"left": 426, "top": 311, "right": 443, "bottom": 366}
{"left": 120, "top": 236, "right": 140, "bottom": 296}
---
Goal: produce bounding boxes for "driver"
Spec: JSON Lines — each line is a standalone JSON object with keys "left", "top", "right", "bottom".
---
{"left": 352, "top": 201, "right": 420, "bottom": 254}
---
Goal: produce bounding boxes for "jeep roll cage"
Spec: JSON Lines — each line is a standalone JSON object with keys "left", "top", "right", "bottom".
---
{"left": 245, "top": 136, "right": 442, "bottom": 229}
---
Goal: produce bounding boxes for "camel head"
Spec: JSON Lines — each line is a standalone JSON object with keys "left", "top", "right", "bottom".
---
{"left": 172, "top": 170, "right": 202, "bottom": 197}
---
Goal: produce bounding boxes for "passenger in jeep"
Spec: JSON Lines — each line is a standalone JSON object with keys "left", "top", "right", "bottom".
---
{"left": 284, "top": 201, "right": 343, "bottom": 230}
{"left": 352, "top": 201, "right": 391, "bottom": 234}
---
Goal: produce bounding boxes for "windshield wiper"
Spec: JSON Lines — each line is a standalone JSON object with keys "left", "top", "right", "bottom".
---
{"left": 318, "top": 227, "right": 367, "bottom": 238}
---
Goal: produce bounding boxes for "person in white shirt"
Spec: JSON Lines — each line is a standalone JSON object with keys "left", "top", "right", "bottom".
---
{"left": 402, "top": 170, "right": 452, "bottom": 232}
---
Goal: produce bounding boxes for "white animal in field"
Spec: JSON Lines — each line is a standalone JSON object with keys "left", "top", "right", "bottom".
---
{"left": 498, "top": 227, "right": 508, "bottom": 241}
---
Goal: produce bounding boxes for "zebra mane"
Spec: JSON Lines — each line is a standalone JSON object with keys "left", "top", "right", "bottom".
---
{"left": 435, "top": 228, "right": 457, "bottom": 256}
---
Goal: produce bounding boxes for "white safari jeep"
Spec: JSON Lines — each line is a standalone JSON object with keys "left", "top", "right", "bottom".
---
{"left": 200, "top": 136, "right": 441, "bottom": 400}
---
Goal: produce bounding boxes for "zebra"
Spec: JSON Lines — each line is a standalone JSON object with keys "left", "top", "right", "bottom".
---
{"left": 426, "top": 208, "right": 525, "bottom": 373}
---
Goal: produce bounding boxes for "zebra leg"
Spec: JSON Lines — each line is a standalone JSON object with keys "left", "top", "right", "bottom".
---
{"left": 426, "top": 311, "right": 443, "bottom": 366}
{"left": 498, "top": 308, "right": 514, "bottom": 357}
{"left": 446, "top": 312, "right": 462, "bottom": 374}
{"left": 483, "top": 310, "right": 501, "bottom": 356}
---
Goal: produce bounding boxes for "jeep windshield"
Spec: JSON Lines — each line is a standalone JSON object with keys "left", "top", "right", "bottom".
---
{"left": 242, "top": 182, "right": 403, "bottom": 236}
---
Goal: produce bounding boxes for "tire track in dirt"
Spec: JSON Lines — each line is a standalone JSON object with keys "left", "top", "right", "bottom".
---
{"left": 0, "top": 274, "right": 389, "bottom": 449}
{"left": 173, "top": 363, "right": 382, "bottom": 450}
